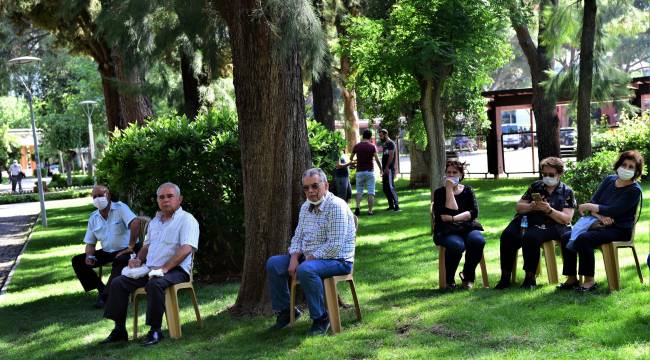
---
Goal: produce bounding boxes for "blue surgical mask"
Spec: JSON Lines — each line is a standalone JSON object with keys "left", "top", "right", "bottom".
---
{"left": 617, "top": 167, "right": 635, "bottom": 181}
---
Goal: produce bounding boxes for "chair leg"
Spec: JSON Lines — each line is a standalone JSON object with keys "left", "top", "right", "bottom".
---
{"left": 629, "top": 246, "right": 644, "bottom": 284}
{"left": 480, "top": 255, "right": 489, "bottom": 288}
{"left": 323, "top": 278, "right": 341, "bottom": 334}
{"left": 347, "top": 279, "right": 362, "bottom": 321}
{"left": 289, "top": 277, "right": 298, "bottom": 326}
{"left": 438, "top": 246, "right": 447, "bottom": 289}
{"left": 601, "top": 243, "right": 620, "bottom": 291}
{"left": 542, "top": 241, "right": 559, "bottom": 284}
{"left": 165, "top": 288, "right": 182, "bottom": 339}
{"left": 133, "top": 294, "right": 141, "bottom": 340}
{"left": 511, "top": 249, "right": 518, "bottom": 283}
{"left": 188, "top": 287, "right": 203, "bottom": 327}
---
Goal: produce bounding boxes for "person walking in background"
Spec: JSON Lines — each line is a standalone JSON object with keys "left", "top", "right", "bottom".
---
{"left": 350, "top": 129, "right": 382, "bottom": 216}
{"left": 332, "top": 154, "right": 354, "bottom": 203}
{"left": 378, "top": 129, "right": 400, "bottom": 212}
{"left": 9, "top": 160, "right": 22, "bottom": 193}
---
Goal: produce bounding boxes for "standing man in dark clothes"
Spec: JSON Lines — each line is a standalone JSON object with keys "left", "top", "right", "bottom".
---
{"left": 350, "top": 129, "right": 382, "bottom": 216}
{"left": 379, "top": 129, "right": 400, "bottom": 212}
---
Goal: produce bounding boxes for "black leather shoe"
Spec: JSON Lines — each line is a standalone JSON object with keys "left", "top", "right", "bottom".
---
{"left": 520, "top": 277, "right": 537, "bottom": 289}
{"left": 576, "top": 282, "right": 599, "bottom": 293}
{"left": 556, "top": 281, "right": 579, "bottom": 290}
{"left": 494, "top": 278, "right": 511, "bottom": 290}
{"left": 141, "top": 329, "right": 164, "bottom": 346}
{"left": 308, "top": 315, "right": 330, "bottom": 336}
{"left": 99, "top": 328, "right": 128, "bottom": 345}
{"left": 269, "top": 307, "right": 302, "bottom": 331}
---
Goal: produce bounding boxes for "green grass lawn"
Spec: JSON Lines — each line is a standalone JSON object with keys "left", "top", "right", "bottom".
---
{"left": 2, "top": 178, "right": 650, "bottom": 359}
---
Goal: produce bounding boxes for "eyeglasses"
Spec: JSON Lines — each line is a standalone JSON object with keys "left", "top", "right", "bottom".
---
{"left": 302, "top": 182, "right": 322, "bottom": 192}
{"left": 157, "top": 194, "right": 176, "bottom": 200}
{"left": 541, "top": 173, "right": 557, "bottom": 178}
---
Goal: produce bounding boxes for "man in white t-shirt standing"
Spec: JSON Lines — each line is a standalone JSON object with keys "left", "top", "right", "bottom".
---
{"left": 101, "top": 182, "right": 199, "bottom": 346}
{"left": 9, "top": 160, "right": 22, "bottom": 193}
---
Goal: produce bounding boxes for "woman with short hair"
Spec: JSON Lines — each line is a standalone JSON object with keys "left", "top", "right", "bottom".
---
{"left": 495, "top": 157, "right": 576, "bottom": 289}
{"left": 433, "top": 160, "right": 485, "bottom": 289}
{"left": 558, "top": 150, "right": 643, "bottom": 292}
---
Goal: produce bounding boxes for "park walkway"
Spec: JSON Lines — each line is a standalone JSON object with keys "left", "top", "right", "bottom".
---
{"left": 0, "top": 197, "right": 90, "bottom": 293}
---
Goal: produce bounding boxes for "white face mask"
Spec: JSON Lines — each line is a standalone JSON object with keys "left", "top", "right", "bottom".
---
{"left": 617, "top": 167, "right": 635, "bottom": 181}
{"left": 307, "top": 197, "right": 324, "bottom": 206}
{"left": 542, "top": 176, "right": 558, "bottom": 187}
{"left": 93, "top": 196, "right": 109, "bottom": 210}
{"left": 446, "top": 176, "right": 460, "bottom": 185}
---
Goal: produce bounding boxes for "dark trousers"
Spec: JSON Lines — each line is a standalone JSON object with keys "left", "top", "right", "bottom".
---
{"left": 500, "top": 218, "right": 568, "bottom": 274}
{"left": 71, "top": 244, "right": 141, "bottom": 299}
{"left": 560, "top": 227, "right": 631, "bottom": 277}
{"left": 103, "top": 267, "right": 189, "bottom": 329}
{"left": 437, "top": 230, "right": 485, "bottom": 283}
{"left": 382, "top": 169, "right": 399, "bottom": 208}
{"left": 10, "top": 175, "right": 21, "bottom": 192}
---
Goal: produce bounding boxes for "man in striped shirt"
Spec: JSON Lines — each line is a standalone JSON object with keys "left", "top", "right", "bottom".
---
{"left": 101, "top": 182, "right": 199, "bottom": 346}
{"left": 266, "top": 168, "right": 356, "bottom": 336}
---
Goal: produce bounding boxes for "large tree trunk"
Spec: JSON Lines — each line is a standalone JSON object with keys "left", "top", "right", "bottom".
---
{"left": 576, "top": 0, "right": 597, "bottom": 160}
{"left": 218, "top": 2, "right": 312, "bottom": 315}
{"left": 180, "top": 49, "right": 201, "bottom": 121}
{"left": 409, "top": 142, "right": 430, "bottom": 188}
{"left": 511, "top": 0, "right": 560, "bottom": 161}
{"left": 312, "top": 62, "right": 336, "bottom": 131}
{"left": 111, "top": 48, "right": 154, "bottom": 128}
{"left": 421, "top": 78, "right": 447, "bottom": 198}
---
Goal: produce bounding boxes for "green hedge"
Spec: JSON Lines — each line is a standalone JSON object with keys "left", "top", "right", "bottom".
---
{"left": 0, "top": 189, "right": 92, "bottom": 205}
{"left": 49, "top": 174, "right": 94, "bottom": 188}
{"left": 307, "top": 119, "right": 346, "bottom": 179}
{"left": 596, "top": 112, "right": 650, "bottom": 168}
{"left": 97, "top": 109, "right": 244, "bottom": 279}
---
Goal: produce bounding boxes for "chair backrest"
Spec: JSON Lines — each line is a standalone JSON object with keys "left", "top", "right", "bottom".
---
{"left": 353, "top": 215, "right": 358, "bottom": 232}
{"left": 429, "top": 202, "right": 435, "bottom": 234}
{"left": 137, "top": 216, "right": 151, "bottom": 244}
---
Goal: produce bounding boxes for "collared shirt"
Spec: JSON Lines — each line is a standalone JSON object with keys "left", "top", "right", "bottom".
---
{"left": 145, "top": 207, "right": 199, "bottom": 275}
{"left": 9, "top": 163, "right": 21, "bottom": 176}
{"left": 83, "top": 201, "right": 137, "bottom": 253}
{"left": 520, "top": 180, "right": 576, "bottom": 226}
{"left": 288, "top": 192, "right": 356, "bottom": 262}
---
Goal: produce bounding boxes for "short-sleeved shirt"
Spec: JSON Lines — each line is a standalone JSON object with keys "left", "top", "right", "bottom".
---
{"left": 145, "top": 207, "right": 200, "bottom": 275}
{"left": 83, "top": 201, "right": 137, "bottom": 253}
{"left": 352, "top": 141, "right": 377, "bottom": 172}
{"left": 520, "top": 180, "right": 576, "bottom": 226}
{"left": 381, "top": 139, "right": 396, "bottom": 171}
{"left": 9, "top": 164, "right": 21, "bottom": 176}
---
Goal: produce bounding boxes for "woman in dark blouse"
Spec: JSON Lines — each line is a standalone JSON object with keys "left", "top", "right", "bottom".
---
{"left": 558, "top": 150, "right": 643, "bottom": 292}
{"left": 433, "top": 160, "right": 485, "bottom": 289}
{"left": 495, "top": 157, "right": 576, "bottom": 289}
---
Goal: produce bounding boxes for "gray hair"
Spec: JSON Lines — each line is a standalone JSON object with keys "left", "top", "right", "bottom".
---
{"left": 302, "top": 168, "right": 328, "bottom": 183}
{"left": 157, "top": 182, "right": 181, "bottom": 196}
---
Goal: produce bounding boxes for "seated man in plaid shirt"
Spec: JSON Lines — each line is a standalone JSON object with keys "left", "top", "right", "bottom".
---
{"left": 266, "top": 167, "right": 356, "bottom": 336}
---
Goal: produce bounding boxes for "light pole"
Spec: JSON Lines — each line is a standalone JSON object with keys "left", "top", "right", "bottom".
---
{"left": 8, "top": 56, "right": 47, "bottom": 227}
{"left": 80, "top": 100, "right": 98, "bottom": 184}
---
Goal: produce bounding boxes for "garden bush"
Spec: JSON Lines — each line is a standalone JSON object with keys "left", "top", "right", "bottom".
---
{"left": 306, "top": 119, "right": 346, "bottom": 179}
{"left": 0, "top": 188, "right": 92, "bottom": 204}
{"left": 563, "top": 150, "right": 619, "bottom": 204}
{"left": 96, "top": 109, "right": 244, "bottom": 279}
{"left": 48, "top": 173, "right": 93, "bottom": 188}
{"left": 595, "top": 111, "right": 650, "bottom": 167}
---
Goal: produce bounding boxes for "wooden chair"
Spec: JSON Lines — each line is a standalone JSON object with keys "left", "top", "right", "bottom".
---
{"left": 131, "top": 230, "right": 202, "bottom": 339}
{"left": 430, "top": 203, "right": 489, "bottom": 289}
{"left": 96, "top": 215, "right": 151, "bottom": 279}
{"left": 594, "top": 204, "right": 644, "bottom": 291}
{"left": 289, "top": 215, "right": 361, "bottom": 334}
{"left": 510, "top": 240, "right": 559, "bottom": 284}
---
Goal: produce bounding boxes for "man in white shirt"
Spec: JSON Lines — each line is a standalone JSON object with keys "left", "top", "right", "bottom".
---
{"left": 9, "top": 160, "right": 22, "bottom": 193}
{"left": 101, "top": 182, "right": 199, "bottom": 346}
{"left": 71, "top": 185, "right": 141, "bottom": 308}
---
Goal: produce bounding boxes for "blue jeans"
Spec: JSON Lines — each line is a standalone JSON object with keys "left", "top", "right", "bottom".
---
{"left": 266, "top": 255, "right": 353, "bottom": 319}
{"left": 436, "top": 230, "right": 485, "bottom": 283}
